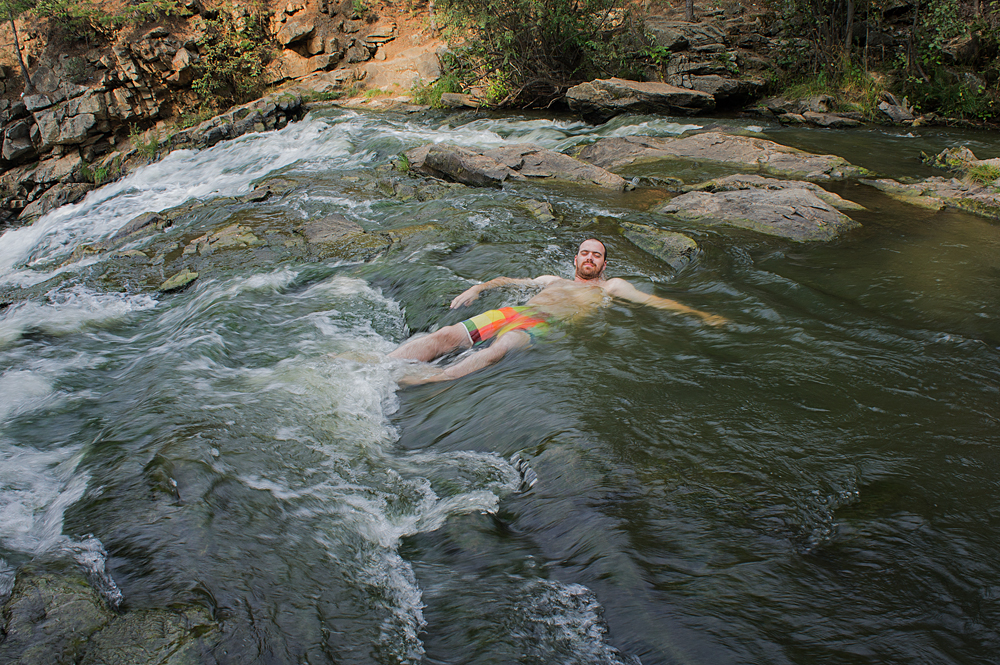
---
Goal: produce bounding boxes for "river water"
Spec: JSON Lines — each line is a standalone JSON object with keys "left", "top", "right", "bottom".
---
{"left": 1, "top": 107, "right": 998, "bottom": 664}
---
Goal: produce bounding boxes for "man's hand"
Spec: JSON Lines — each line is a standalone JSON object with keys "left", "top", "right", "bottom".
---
{"left": 450, "top": 285, "right": 481, "bottom": 309}
{"left": 700, "top": 314, "right": 729, "bottom": 327}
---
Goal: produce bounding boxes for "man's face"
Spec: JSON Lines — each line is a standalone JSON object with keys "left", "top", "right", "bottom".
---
{"left": 574, "top": 240, "right": 607, "bottom": 280}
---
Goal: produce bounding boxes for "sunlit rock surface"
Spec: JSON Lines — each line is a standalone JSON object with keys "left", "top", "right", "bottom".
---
{"left": 657, "top": 177, "right": 862, "bottom": 242}
{"left": 405, "top": 143, "right": 630, "bottom": 191}
{"left": 577, "top": 131, "right": 869, "bottom": 180}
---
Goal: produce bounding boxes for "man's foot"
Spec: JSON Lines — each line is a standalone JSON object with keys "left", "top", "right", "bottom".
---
{"left": 328, "top": 349, "right": 385, "bottom": 363}
{"left": 510, "top": 452, "right": 538, "bottom": 492}
{"left": 396, "top": 364, "right": 450, "bottom": 387}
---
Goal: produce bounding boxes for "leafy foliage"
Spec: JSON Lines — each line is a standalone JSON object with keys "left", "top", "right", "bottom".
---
{"left": 766, "top": 0, "right": 1000, "bottom": 121}
{"left": 437, "top": 0, "right": 647, "bottom": 107}
{"left": 410, "top": 71, "right": 464, "bottom": 107}
{"left": 29, "top": 0, "right": 189, "bottom": 41}
{"left": 191, "top": 4, "right": 273, "bottom": 108}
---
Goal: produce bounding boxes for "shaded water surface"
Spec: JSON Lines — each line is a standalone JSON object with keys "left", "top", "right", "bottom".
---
{"left": 1, "top": 108, "right": 998, "bottom": 664}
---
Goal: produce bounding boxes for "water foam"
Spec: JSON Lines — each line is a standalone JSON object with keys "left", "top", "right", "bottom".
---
{"left": 0, "top": 114, "right": 369, "bottom": 286}
{"left": 0, "top": 285, "right": 158, "bottom": 348}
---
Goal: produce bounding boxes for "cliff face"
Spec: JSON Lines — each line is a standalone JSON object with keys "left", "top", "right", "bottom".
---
{"left": 0, "top": 0, "right": 434, "bottom": 225}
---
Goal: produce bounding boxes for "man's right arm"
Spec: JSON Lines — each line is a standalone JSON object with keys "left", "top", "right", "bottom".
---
{"left": 450, "top": 275, "right": 559, "bottom": 309}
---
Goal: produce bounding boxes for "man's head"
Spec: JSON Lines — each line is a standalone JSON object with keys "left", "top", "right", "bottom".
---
{"left": 574, "top": 238, "right": 608, "bottom": 282}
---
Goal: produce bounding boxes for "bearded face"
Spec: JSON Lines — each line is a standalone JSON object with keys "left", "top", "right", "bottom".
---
{"left": 574, "top": 239, "right": 607, "bottom": 281}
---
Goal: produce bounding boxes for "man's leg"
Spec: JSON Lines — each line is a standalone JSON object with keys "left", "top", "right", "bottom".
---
{"left": 439, "top": 330, "right": 531, "bottom": 380}
{"left": 398, "top": 330, "right": 531, "bottom": 386}
{"left": 388, "top": 322, "right": 471, "bottom": 362}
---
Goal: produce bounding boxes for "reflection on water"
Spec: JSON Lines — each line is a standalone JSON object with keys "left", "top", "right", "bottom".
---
{"left": 1, "top": 107, "right": 999, "bottom": 664}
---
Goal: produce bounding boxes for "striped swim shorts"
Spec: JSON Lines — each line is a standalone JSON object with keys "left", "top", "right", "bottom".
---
{"left": 461, "top": 306, "right": 550, "bottom": 346}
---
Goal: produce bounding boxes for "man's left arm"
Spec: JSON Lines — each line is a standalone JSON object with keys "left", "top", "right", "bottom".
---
{"left": 604, "top": 278, "right": 727, "bottom": 326}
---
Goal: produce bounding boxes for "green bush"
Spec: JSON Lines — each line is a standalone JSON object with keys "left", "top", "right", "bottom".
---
{"left": 437, "top": 0, "right": 646, "bottom": 107}
{"left": 31, "top": 0, "right": 189, "bottom": 41}
{"left": 191, "top": 4, "right": 273, "bottom": 108}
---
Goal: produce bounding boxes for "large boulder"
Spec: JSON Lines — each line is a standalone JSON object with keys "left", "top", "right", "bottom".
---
{"left": 655, "top": 180, "right": 862, "bottom": 242}
{"left": 565, "top": 78, "right": 715, "bottom": 124}
{"left": 576, "top": 132, "right": 868, "bottom": 180}
{"left": 276, "top": 16, "right": 316, "bottom": 47}
{"left": 487, "top": 144, "right": 630, "bottom": 190}
{"left": 2, "top": 118, "right": 36, "bottom": 162}
{"left": 685, "top": 174, "right": 865, "bottom": 210}
{"left": 0, "top": 561, "right": 114, "bottom": 664}
{"left": 406, "top": 144, "right": 514, "bottom": 187}
{"left": 667, "top": 74, "right": 764, "bottom": 107}
{"left": 404, "top": 143, "right": 630, "bottom": 190}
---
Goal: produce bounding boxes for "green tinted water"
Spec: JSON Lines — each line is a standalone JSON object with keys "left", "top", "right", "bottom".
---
{"left": 0, "top": 108, "right": 997, "bottom": 664}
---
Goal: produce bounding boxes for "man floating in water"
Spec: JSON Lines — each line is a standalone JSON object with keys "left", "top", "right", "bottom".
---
{"left": 390, "top": 238, "right": 725, "bottom": 383}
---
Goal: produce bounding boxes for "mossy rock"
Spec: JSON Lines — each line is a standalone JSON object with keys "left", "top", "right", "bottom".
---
{"left": 618, "top": 221, "right": 699, "bottom": 271}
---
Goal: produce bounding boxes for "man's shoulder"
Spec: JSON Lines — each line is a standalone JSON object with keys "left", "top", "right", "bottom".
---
{"left": 602, "top": 277, "right": 634, "bottom": 293}
{"left": 533, "top": 275, "right": 565, "bottom": 285}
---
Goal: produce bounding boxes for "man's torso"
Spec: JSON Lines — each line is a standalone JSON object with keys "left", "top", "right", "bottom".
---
{"left": 525, "top": 278, "right": 610, "bottom": 320}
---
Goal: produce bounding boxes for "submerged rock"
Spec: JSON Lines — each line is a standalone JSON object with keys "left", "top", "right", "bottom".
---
{"left": 519, "top": 198, "right": 556, "bottom": 222}
{"left": 565, "top": 77, "right": 716, "bottom": 124}
{"left": 576, "top": 131, "right": 868, "bottom": 180}
{"left": 0, "top": 561, "right": 113, "bottom": 664}
{"left": 0, "top": 560, "right": 219, "bottom": 665}
{"left": 618, "top": 221, "right": 699, "bottom": 271}
{"left": 299, "top": 214, "right": 365, "bottom": 243}
{"left": 405, "top": 143, "right": 630, "bottom": 191}
{"left": 159, "top": 269, "right": 198, "bottom": 291}
{"left": 657, "top": 177, "right": 862, "bottom": 241}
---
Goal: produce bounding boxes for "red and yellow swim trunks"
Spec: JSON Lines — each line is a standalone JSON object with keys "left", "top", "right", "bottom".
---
{"left": 461, "top": 306, "right": 550, "bottom": 346}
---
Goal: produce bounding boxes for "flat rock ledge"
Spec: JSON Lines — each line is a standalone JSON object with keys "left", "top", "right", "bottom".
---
{"left": 861, "top": 177, "right": 1000, "bottom": 219}
{"left": 405, "top": 143, "right": 630, "bottom": 191}
{"left": 576, "top": 132, "right": 869, "bottom": 180}
{"left": 686, "top": 174, "right": 866, "bottom": 210}
{"left": 565, "top": 78, "right": 716, "bottom": 124}
{"left": 656, "top": 176, "right": 862, "bottom": 242}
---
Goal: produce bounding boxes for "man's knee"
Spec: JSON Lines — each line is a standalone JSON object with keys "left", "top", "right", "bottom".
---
{"left": 438, "top": 322, "right": 472, "bottom": 349}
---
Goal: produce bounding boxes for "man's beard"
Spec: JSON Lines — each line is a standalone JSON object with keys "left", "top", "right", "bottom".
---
{"left": 577, "top": 261, "right": 601, "bottom": 279}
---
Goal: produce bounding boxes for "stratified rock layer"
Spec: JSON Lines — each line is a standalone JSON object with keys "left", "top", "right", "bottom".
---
{"left": 577, "top": 132, "right": 869, "bottom": 180}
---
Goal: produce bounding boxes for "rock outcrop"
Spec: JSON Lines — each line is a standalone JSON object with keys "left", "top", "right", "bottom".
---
{"left": 644, "top": 14, "right": 765, "bottom": 108}
{"left": 1, "top": 92, "right": 306, "bottom": 223}
{"left": 861, "top": 177, "right": 1000, "bottom": 219}
{"left": 565, "top": 78, "right": 715, "bottom": 124}
{"left": 655, "top": 175, "right": 863, "bottom": 241}
{"left": 576, "top": 131, "right": 869, "bottom": 180}
{"left": 405, "top": 143, "right": 631, "bottom": 190}
{"left": 0, "top": 1, "right": 419, "bottom": 227}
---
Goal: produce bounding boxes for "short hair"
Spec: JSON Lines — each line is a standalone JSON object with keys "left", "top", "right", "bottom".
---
{"left": 580, "top": 238, "right": 608, "bottom": 262}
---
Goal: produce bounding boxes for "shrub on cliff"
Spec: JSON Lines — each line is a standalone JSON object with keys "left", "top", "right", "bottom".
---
{"left": 436, "top": 0, "right": 647, "bottom": 107}
{"left": 191, "top": 3, "right": 273, "bottom": 108}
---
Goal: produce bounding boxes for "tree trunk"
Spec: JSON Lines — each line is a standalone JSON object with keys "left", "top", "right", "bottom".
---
{"left": 7, "top": 11, "right": 35, "bottom": 94}
{"left": 429, "top": 0, "right": 437, "bottom": 34}
{"left": 845, "top": 0, "right": 855, "bottom": 53}
{"left": 685, "top": 0, "right": 694, "bottom": 22}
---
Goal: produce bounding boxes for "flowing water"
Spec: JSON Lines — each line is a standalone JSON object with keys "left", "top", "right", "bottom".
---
{"left": 1, "top": 107, "right": 998, "bottom": 664}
